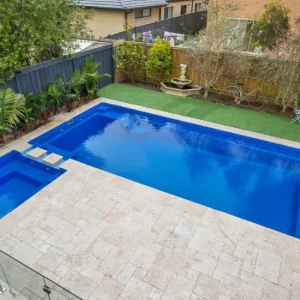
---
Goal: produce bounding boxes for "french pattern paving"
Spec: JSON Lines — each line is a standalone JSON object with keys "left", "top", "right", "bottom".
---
{"left": 0, "top": 98, "right": 300, "bottom": 300}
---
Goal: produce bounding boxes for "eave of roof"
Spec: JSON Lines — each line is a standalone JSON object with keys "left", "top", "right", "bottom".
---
{"left": 78, "top": 0, "right": 168, "bottom": 10}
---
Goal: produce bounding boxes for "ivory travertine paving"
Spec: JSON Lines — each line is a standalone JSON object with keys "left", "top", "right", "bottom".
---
{"left": 1, "top": 98, "right": 300, "bottom": 300}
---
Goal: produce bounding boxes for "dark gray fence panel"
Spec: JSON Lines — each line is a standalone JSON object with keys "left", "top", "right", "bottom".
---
{"left": 6, "top": 77, "right": 18, "bottom": 92}
{"left": 73, "top": 45, "right": 113, "bottom": 88}
{"left": 5, "top": 44, "right": 114, "bottom": 96}
{"left": 107, "top": 11, "right": 207, "bottom": 40}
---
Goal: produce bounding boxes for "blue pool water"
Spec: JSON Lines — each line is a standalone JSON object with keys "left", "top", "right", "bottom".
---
{"left": 30, "top": 103, "right": 300, "bottom": 237}
{"left": 0, "top": 151, "right": 65, "bottom": 218}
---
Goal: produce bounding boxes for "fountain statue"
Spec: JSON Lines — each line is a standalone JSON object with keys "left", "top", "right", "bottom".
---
{"left": 179, "top": 64, "right": 187, "bottom": 81}
{"left": 160, "top": 63, "right": 201, "bottom": 97}
{"left": 171, "top": 64, "right": 192, "bottom": 89}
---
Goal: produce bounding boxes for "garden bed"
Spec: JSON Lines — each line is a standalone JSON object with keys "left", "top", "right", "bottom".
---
{"left": 0, "top": 96, "right": 97, "bottom": 148}
{"left": 124, "top": 81, "right": 294, "bottom": 118}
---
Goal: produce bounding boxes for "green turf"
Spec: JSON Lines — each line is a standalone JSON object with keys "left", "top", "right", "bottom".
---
{"left": 101, "top": 83, "right": 300, "bottom": 143}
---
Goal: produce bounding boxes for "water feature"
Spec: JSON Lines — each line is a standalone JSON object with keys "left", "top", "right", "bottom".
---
{"left": 160, "top": 64, "right": 201, "bottom": 96}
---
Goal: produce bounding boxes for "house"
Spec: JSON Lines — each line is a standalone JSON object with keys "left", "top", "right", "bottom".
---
{"left": 79, "top": 0, "right": 207, "bottom": 38}
{"left": 79, "top": 0, "right": 168, "bottom": 38}
{"left": 162, "top": 0, "right": 207, "bottom": 20}
{"left": 232, "top": 0, "right": 300, "bottom": 27}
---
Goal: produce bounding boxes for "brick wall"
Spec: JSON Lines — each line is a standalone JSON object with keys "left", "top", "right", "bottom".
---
{"left": 232, "top": 0, "right": 300, "bottom": 26}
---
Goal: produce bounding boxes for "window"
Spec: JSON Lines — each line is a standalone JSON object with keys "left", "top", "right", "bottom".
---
{"left": 164, "top": 7, "right": 173, "bottom": 19}
{"left": 135, "top": 8, "right": 151, "bottom": 18}
{"left": 181, "top": 5, "right": 187, "bottom": 15}
{"left": 195, "top": 3, "right": 202, "bottom": 12}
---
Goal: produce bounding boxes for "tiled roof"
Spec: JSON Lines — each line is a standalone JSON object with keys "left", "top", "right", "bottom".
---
{"left": 78, "top": 0, "right": 168, "bottom": 9}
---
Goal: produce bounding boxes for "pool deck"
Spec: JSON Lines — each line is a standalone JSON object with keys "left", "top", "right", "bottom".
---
{"left": 1, "top": 98, "right": 300, "bottom": 300}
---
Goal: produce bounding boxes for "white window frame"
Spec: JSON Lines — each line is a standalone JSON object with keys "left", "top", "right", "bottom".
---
{"left": 181, "top": 5, "right": 187, "bottom": 15}
{"left": 195, "top": 3, "right": 202, "bottom": 12}
{"left": 135, "top": 8, "right": 151, "bottom": 19}
{"left": 164, "top": 7, "right": 173, "bottom": 19}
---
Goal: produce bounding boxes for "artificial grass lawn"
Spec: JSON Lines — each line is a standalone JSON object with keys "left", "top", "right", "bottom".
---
{"left": 101, "top": 83, "right": 300, "bottom": 143}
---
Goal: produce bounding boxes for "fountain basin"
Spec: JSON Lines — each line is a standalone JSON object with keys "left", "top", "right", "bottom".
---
{"left": 160, "top": 81, "right": 202, "bottom": 97}
{"left": 171, "top": 78, "right": 193, "bottom": 89}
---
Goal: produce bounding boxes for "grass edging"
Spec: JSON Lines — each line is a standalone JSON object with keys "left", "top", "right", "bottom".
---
{"left": 101, "top": 83, "right": 300, "bottom": 143}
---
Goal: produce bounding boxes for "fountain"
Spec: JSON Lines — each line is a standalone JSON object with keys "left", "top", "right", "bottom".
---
{"left": 160, "top": 64, "right": 201, "bottom": 97}
{"left": 171, "top": 64, "right": 192, "bottom": 88}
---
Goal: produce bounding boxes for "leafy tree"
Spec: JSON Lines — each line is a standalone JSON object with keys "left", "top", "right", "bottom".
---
{"left": 251, "top": 1, "right": 291, "bottom": 50}
{"left": 0, "top": 0, "right": 93, "bottom": 80}
{"left": 146, "top": 37, "right": 173, "bottom": 87}
{"left": 114, "top": 42, "right": 146, "bottom": 84}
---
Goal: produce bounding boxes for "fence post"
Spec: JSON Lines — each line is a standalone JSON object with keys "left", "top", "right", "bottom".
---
{"left": 134, "top": 26, "right": 137, "bottom": 41}
{"left": 112, "top": 47, "right": 116, "bottom": 83}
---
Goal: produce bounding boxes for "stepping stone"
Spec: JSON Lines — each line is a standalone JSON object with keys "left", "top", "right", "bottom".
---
{"left": 27, "top": 147, "right": 47, "bottom": 159}
{"left": 17, "top": 143, "right": 32, "bottom": 152}
{"left": 43, "top": 153, "right": 63, "bottom": 166}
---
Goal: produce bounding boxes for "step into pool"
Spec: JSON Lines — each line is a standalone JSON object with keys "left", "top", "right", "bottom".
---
{"left": 30, "top": 103, "right": 300, "bottom": 237}
{"left": 0, "top": 151, "right": 65, "bottom": 218}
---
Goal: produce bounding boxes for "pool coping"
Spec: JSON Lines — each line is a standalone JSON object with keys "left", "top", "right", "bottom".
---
{"left": 1, "top": 96, "right": 300, "bottom": 158}
{"left": 1, "top": 95, "right": 300, "bottom": 238}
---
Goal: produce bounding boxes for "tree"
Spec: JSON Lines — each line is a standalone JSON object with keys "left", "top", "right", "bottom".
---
{"left": 186, "top": 0, "right": 242, "bottom": 99}
{"left": 255, "top": 34, "right": 300, "bottom": 112}
{"left": 0, "top": 0, "right": 93, "bottom": 80}
{"left": 251, "top": 1, "right": 291, "bottom": 50}
{"left": 146, "top": 37, "right": 173, "bottom": 87}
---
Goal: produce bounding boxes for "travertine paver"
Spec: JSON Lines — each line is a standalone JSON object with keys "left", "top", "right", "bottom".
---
{"left": 1, "top": 98, "right": 300, "bottom": 300}
{"left": 27, "top": 147, "right": 47, "bottom": 159}
{"left": 43, "top": 153, "right": 63, "bottom": 166}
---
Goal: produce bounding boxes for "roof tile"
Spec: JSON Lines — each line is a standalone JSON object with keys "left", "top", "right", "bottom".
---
{"left": 78, "top": 0, "right": 168, "bottom": 9}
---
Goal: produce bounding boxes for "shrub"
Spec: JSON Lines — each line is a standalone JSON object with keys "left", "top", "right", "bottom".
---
{"left": 146, "top": 37, "right": 173, "bottom": 87}
{"left": 0, "top": 88, "right": 25, "bottom": 142}
{"left": 114, "top": 42, "right": 146, "bottom": 84}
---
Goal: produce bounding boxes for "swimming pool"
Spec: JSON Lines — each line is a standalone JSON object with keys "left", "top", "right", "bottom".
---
{"left": 0, "top": 151, "right": 65, "bottom": 218}
{"left": 30, "top": 103, "right": 300, "bottom": 237}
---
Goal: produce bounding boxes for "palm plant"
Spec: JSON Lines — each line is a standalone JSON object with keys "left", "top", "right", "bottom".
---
{"left": 0, "top": 88, "right": 25, "bottom": 142}
{"left": 22, "top": 106, "right": 34, "bottom": 133}
{"left": 81, "top": 56, "right": 110, "bottom": 100}
{"left": 47, "top": 82, "right": 62, "bottom": 114}
{"left": 69, "top": 70, "right": 85, "bottom": 106}
{"left": 38, "top": 91, "right": 52, "bottom": 124}
{"left": 25, "top": 93, "right": 41, "bottom": 121}
{"left": 55, "top": 72, "right": 84, "bottom": 112}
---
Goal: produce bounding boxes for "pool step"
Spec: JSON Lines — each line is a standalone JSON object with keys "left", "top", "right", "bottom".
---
{"left": 27, "top": 147, "right": 47, "bottom": 160}
{"left": 24, "top": 147, "right": 64, "bottom": 168}
{"left": 42, "top": 153, "right": 63, "bottom": 167}
{"left": 17, "top": 143, "right": 32, "bottom": 153}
